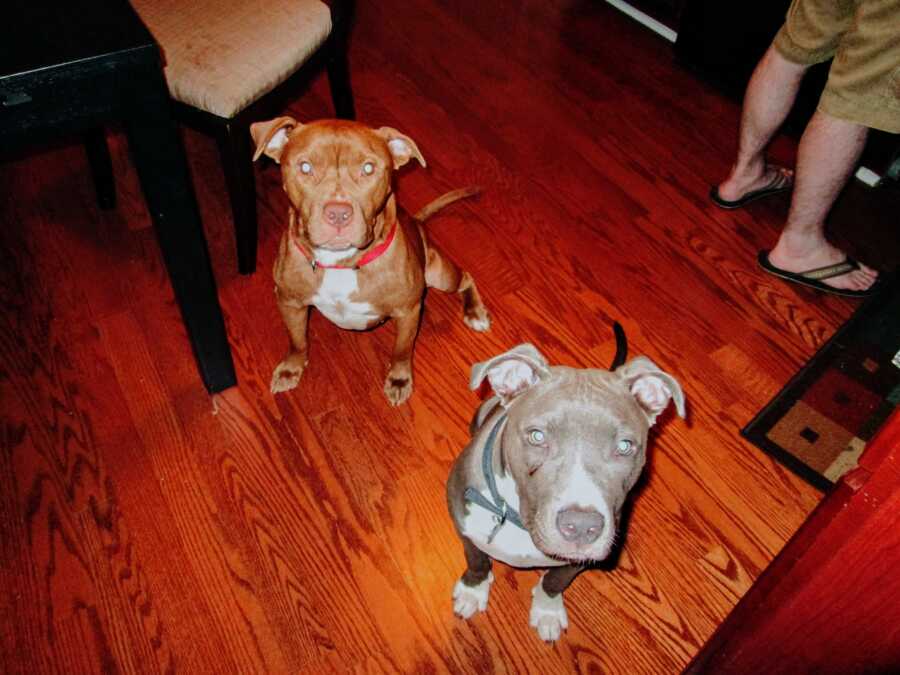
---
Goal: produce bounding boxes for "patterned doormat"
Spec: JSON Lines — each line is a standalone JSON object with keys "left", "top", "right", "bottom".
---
{"left": 742, "top": 277, "right": 900, "bottom": 491}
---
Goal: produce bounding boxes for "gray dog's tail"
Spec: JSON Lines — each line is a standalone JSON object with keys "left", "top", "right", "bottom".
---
{"left": 610, "top": 322, "right": 627, "bottom": 370}
{"left": 414, "top": 186, "right": 481, "bottom": 222}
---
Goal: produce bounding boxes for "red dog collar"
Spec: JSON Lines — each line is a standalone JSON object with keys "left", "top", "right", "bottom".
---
{"left": 293, "top": 221, "right": 398, "bottom": 270}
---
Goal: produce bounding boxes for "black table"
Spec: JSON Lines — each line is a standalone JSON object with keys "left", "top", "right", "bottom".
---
{"left": 1, "top": 0, "right": 237, "bottom": 393}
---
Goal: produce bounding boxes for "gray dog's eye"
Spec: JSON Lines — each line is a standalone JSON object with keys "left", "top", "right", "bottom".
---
{"left": 527, "top": 429, "right": 546, "bottom": 445}
{"left": 362, "top": 161, "right": 375, "bottom": 175}
{"left": 300, "top": 161, "right": 313, "bottom": 175}
{"left": 616, "top": 439, "right": 635, "bottom": 456}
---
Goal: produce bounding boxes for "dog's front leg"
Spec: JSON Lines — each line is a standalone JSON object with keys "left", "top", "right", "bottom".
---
{"left": 383, "top": 303, "right": 421, "bottom": 406}
{"left": 530, "top": 564, "right": 583, "bottom": 642}
{"left": 453, "top": 536, "right": 494, "bottom": 619}
{"left": 271, "top": 294, "right": 310, "bottom": 393}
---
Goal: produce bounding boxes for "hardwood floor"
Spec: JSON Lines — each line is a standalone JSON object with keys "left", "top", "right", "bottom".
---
{"left": 3, "top": 1, "right": 895, "bottom": 672}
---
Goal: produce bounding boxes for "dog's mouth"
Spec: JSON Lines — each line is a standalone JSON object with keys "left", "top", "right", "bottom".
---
{"left": 550, "top": 550, "right": 608, "bottom": 564}
{"left": 315, "top": 239, "right": 356, "bottom": 251}
{"left": 541, "top": 544, "right": 613, "bottom": 565}
{"left": 531, "top": 521, "right": 617, "bottom": 564}
{"left": 307, "top": 220, "right": 373, "bottom": 251}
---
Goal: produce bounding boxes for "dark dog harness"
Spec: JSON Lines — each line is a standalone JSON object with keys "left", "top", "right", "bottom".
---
{"left": 463, "top": 414, "right": 527, "bottom": 543}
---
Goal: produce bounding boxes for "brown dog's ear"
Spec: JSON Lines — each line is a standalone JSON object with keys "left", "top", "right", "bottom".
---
{"left": 617, "top": 356, "right": 686, "bottom": 424}
{"left": 374, "top": 127, "right": 426, "bottom": 169}
{"left": 470, "top": 344, "right": 550, "bottom": 406}
{"left": 250, "top": 116, "right": 301, "bottom": 163}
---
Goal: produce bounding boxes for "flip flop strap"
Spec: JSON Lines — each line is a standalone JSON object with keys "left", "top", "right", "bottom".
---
{"left": 801, "top": 258, "right": 860, "bottom": 281}
{"left": 764, "top": 166, "right": 792, "bottom": 191}
{"left": 741, "top": 167, "right": 792, "bottom": 199}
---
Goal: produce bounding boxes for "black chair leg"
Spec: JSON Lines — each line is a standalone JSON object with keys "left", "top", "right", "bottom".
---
{"left": 327, "top": 51, "right": 355, "bottom": 120}
{"left": 84, "top": 127, "right": 116, "bottom": 209}
{"left": 216, "top": 119, "right": 258, "bottom": 275}
{"left": 123, "top": 64, "right": 236, "bottom": 393}
{"left": 327, "top": 0, "right": 356, "bottom": 120}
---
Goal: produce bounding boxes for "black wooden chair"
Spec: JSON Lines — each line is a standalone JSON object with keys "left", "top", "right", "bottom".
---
{"left": 92, "top": 0, "right": 355, "bottom": 274}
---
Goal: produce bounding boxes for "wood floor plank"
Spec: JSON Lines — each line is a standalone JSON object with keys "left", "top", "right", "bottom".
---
{"left": 96, "top": 310, "right": 287, "bottom": 673}
{"left": 0, "top": 294, "right": 176, "bottom": 673}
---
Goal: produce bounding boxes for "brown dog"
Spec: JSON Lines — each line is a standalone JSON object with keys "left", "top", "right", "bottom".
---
{"left": 250, "top": 118, "right": 491, "bottom": 405}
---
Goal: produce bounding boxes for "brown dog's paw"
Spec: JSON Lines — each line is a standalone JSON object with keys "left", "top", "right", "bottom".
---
{"left": 464, "top": 307, "right": 491, "bottom": 333}
{"left": 270, "top": 358, "right": 306, "bottom": 394}
{"left": 383, "top": 375, "right": 413, "bottom": 406}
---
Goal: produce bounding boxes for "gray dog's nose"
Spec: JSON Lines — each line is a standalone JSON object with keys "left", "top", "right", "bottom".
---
{"left": 556, "top": 508, "right": 605, "bottom": 546}
{"left": 324, "top": 201, "right": 353, "bottom": 228}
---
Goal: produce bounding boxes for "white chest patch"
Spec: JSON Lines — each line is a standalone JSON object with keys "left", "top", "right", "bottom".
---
{"left": 311, "top": 268, "right": 381, "bottom": 330}
{"left": 461, "top": 473, "right": 565, "bottom": 569}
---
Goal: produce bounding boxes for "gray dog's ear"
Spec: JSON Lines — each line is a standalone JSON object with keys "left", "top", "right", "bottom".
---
{"left": 374, "top": 126, "right": 426, "bottom": 169}
{"left": 470, "top": 343, "right": 551, "bottom": 406}
{"left": 250, "top": 116, "right": 301, "bottom": 163}
{"left": 617, "top": 356, "right": 685, "bottom": 424}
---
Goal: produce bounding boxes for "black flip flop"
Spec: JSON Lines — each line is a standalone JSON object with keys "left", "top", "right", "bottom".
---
{"left": 757, "top": 250, "right": 877, "bottom": 298}
{"left": 710, "top": 166, "right": 794, "bottom": 209}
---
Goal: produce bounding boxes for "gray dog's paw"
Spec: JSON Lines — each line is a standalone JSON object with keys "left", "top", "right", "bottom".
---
{"left": 530, "top": 580, "right": 568, "bottom": 642}
{"left": 270, "top": 358, "right": 306, "bottom": 394}
{"left": 452, "top": 573, "right": 494, "bottom": 619}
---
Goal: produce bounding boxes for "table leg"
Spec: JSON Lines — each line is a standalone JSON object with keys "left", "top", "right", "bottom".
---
{"left": 83, "top": 127, "right": 116, "bottom": 209}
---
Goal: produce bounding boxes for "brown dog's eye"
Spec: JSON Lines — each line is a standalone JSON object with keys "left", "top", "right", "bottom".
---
{"left": 299, "top": 161, "right": 313, "bottom": 175}
{"left": 362, "top": 161, "right": 375, "bottom": 176}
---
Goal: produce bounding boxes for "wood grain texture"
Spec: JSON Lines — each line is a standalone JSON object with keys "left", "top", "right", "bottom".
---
{"left": 2, "top": 0, "right": 898, "bottom": 672}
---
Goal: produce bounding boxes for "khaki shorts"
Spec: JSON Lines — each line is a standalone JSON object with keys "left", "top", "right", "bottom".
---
{"left": 774, "top": 0, "right": 900, "bottom": 133}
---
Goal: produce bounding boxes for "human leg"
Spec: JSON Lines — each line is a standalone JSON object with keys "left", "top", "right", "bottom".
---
{"left": 767, "top": 110, "right": 877, "bottom": 292}
{"left": 763, "top": 0, "right": 900, "bottom": 293}
{"left": 715, "top": 45, "right": 808, "bottom": 203}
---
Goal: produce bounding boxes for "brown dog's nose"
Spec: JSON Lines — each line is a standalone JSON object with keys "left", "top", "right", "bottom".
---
{"left": 323, "top": 201, "right": 353, "bottom": 229}
{"left": 556, "top": 508, "right": 604, "bottom": 546}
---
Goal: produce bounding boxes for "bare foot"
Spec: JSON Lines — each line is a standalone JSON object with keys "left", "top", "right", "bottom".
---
{"left": 769, "top": 233, "right": 878, "bottom": 292}
{"left": 718, "top": 163, "right": 793, "bottom": 203}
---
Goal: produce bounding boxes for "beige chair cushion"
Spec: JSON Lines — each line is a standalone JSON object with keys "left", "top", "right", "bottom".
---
{"left": 131, "top": 0, "right": 332, "bottom": 119}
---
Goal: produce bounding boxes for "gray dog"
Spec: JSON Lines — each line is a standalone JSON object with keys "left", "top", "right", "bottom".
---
{"left": 446, "top": 338, "right": 684, "bottom": 641}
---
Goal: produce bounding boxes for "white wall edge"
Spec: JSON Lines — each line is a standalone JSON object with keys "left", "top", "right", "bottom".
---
{"left": 605, "top": 0, "right": 678, "bottom": 43}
